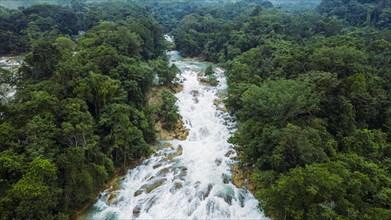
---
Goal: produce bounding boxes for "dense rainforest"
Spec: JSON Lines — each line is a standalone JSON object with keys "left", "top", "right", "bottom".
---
{"left": 148, "top": 0, "right": 390, "bottom": 219}
{"left": 0, "top": 2, "right": 179, "bottom": 219}
{"left": 150, "top": 0, "right": 391, "bottom": 219}
{"left": 0, "top": 0, "right": 390, "bottom": 219}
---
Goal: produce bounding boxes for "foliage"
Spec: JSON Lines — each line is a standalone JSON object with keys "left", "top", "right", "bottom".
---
{"left": 1, "top": 158, "right": 61, "bottom": 219}
{"left": 145, "top": 0, "right": 391, "bottom": 218}
{"left": 205, "top": 65, "right": 214, "bottom": 76}
{"left": 0, "top": 1, "right": 172, "bottom": 218}
{"left": 0, "top": 4, "right": 80, "bottom": 54}
{"left": 317, "top": 0, "right": 391, "bottom": 29}
{"left": 258, "top": 157, "right": 391, "bottom": 219}
{"left": 238, "top": 79, "right": 319, "bottom": 126}
{"left": 151, "top": 58, "right": 179, "bottom": 85}
{"left": 160, "top": 89, "right": 179, "bottom": 130}
{"left": 1, "top": 0, "right": 391, "bottom": 219}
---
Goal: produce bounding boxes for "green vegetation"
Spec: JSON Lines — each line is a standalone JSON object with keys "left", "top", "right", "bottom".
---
{"left": 205, "top": 65, "right": 218, "bottom": 86}
{"left": 205, "top": 65, "right": 214, "bottom": 76}
{"left": 142, "top": 0, "right": 391, "bottom": 219}
{"left": 1, "top": 0, "right": 390, "bottom": 219}
{"left": 0, "top": 4, "right": 79, "bottom": 54}
{"left": 317, "top": 0, "right": 391, "bottom": 29}
{"left": 161, "top": 89, "right": 179, "bottom": 130}
{"left": 0, "top": 1, "right": 179, "bottom": 218}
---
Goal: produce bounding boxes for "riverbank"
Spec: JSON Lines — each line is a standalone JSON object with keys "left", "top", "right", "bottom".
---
{"left": 146, "top": 83, "right": 189, "bottom": 141}
{"left": 84, "top": 50, "right": 264, "bottom": 219}
{"left": 75, "top": 83, "right": 188, "bottom": 219}
{"left": 74, "top": 157, "right": 145, "bottom": 220}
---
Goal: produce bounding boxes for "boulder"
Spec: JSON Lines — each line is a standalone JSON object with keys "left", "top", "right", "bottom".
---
{"left": 222, "top": 173, "right": 231, "bottom": 184}
{"left": 215, "top": 158, "right": 222, "bottom": 166}
{"left": 107, "top": 194, "right": 117, "bottom": 205}
{"left": 133, "top": 206, "right": 141, "bottom": 214}
{"left": 174, "top": 182, "right": 183, "bottom": 189}
{"left": 146, "top": 179, "right": 166, "bottom": 193}
{"left": 167, "top": 145, "right": 183, "bottom": 160}
{"left": 153, "top": 163, "right": 163, "bottom": 169}
{"left": 170, "top": 83, "right": 183, "bottom": 93}
{"left": 224, "top": 150, "right": 235, "bottom": 158}
{"left": 157, "top": 167, "right": 170, "bottom": 176}
{"left": 174, "top": 166, "right": 188, "bottom": 180}
{"left": 231, "top": 164, "right": 245, "bottom": 188}
{"left": 134, "top": 190, "right": 143, "bottom": 197}
{"left": 155, "top": 119, "right": 189, "bottom": 141}
{"left": 213, "top": 99, "right": 223, "bottom": 106}
{"left": 190, "top": 90, "right": 200, "bottom": 97}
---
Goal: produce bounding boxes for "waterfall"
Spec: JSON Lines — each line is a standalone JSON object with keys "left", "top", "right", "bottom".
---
{"left": 87, "top": 51, "right": 267, "bottom": 219}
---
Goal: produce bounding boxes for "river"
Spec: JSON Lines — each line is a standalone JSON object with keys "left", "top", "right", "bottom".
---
{"left": 86, "top": 51, "right": 267, "bottom": 219}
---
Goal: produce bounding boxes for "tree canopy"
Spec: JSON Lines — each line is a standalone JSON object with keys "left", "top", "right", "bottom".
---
{"left": 1, "top": 0, "right": 390, "bottom": 219}
{"left": 0, "top": 1, "right": 178, "bottom": 218}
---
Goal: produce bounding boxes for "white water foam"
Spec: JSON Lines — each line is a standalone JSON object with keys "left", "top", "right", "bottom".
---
{"left": 88, "top": 51, "right": 267, "bottom": 220}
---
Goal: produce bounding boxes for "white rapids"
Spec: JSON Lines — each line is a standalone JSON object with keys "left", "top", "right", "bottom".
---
{"left": 88, "top": 51, "right": 267, "bottom": 219}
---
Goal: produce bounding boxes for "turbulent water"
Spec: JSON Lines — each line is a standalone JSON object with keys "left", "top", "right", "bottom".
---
{"left": 88, "top": 51, "right": 266, "bottom": 219}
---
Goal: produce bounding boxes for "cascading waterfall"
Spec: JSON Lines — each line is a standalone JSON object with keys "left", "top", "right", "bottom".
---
{"left": 87, "top": 50, "right": 267, "bottom": 219}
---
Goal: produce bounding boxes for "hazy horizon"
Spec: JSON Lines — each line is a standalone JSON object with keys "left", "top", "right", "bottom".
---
{"left": 1, "top": 0, "right": 322, "bottom": 10}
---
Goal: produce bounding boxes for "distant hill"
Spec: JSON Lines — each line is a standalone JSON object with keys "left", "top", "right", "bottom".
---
{"left": 270, "top": 0, "right": 322, "bottom": 12}
{"left": 317, "top": 0, "right": 391, "bottom": 29}
{"left": 0, "top": 0, "right": 68, "bottom": 9}
{"left": 0, "top": 0, "right": 106, "bottom": 9}
{"left": 0, "top": 0, "right": 322, "bottom": 10}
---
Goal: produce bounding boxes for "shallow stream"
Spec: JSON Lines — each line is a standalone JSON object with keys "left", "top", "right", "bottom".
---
{"left": 87, "top": 51, "right": 266, "bottom": 219}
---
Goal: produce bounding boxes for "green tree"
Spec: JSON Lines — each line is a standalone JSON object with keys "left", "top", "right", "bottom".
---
{"left": 309, "top": 45, "right": 369, "bottom": 78}
{"left": 160, "top": 90, "right": 179, "bottom": 130}
{"left": 0, "top": 123, "right": 18, "bottom": 151}
{"left": 1, "top": 158, "right": 61, "bottom": 219}
{"left": 259, "top": 158, "right": 391, "bottom": 220}
{"left": 74, "top": 72, "right": 119, "bottom": 117}
{"left": 342, "top": 129, "right": 388, "bottom": 159}
{"left": 57, "top": 147, "right": 95, "bottom": 212}
{"left": 54, "top": 36, "right": 75, "bottom": 58}
{"left": 151, "top": 58, "right": 179, "bottom": 85}
{"left": 99, "top": 104, "right": 149, "bottom": 169}
{"left": 239, "top": 79, "right": 319, "bottom": 126}
{"left": 0, "top": 150, "right": 25, "bottom": 195}
{"left": 205, "top": 64, "right": 214, "bottom": 76}
{"left": 25, "top": 115, "right": 58, "bottom": 160}
{"left": 24, "top": 39, "right": 62, "bottom": 81}
{"left": 60, "top": 98, "right": 96, "bottom": 148}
